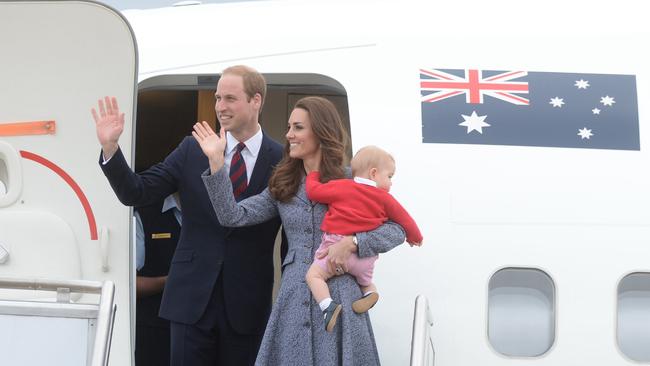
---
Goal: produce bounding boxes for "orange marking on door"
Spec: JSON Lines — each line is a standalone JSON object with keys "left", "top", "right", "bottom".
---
{"left": 0, "top": 121, "right": 56, "bottom": 136}
{"left": 20, "top": 150, "right": 98, "bottom": 241}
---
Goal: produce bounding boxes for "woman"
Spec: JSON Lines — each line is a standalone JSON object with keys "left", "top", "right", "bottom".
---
{"left": 193, "top": 96, "right": 405, "bottom": 365}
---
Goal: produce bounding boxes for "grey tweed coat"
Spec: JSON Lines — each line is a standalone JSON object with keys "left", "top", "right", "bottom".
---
{"left": 202, "top": 167, "right": 405, "bottom": 366}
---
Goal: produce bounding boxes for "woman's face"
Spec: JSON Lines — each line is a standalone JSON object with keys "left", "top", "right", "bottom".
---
{"left": 286, "top": 108, "right": 320, "bottom": 160}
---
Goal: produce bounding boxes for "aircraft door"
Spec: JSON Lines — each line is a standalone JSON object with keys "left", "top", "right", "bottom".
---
{"left": 0, "top": 2, "right": 137, "bottom": 365}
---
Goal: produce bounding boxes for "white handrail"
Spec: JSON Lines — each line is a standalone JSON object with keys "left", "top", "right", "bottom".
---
{"left": 410, "top": 294, "right": 435, "bottom": 366}
{"left": 91, "top": 280, "right": 116, "bottom": 366}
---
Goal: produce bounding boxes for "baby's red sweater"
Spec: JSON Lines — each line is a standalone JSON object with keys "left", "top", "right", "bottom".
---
{"left": 306, "top": 172, "right": 423, "bottom": 243}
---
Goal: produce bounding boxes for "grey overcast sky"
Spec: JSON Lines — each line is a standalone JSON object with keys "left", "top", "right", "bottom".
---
{"left": 97, "top": 0, "right": 244, "bottom": 11}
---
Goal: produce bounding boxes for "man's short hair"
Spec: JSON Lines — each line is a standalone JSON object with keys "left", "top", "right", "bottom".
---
{"left": 222, "top": 65, "right": 267, "bottom": 109}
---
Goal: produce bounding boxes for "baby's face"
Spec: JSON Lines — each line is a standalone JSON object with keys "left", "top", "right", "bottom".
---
{"left": 372, "top": 161, "right": 395, "bottom": 192}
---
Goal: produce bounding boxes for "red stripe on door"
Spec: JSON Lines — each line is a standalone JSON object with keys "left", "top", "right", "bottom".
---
{"left": 20, "top": 150, "right": 98, "bottom": 240}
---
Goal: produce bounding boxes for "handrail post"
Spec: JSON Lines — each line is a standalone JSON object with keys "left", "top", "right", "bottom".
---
{"left": 91, "top": 281, "right": 115, "bottom": 366}
{"left": 410, "top": 294, "right": 435, "bottom": 366}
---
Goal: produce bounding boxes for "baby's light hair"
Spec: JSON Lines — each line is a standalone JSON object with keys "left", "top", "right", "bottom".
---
{"left": 350, "top": 145, "right": 395, "bottom": 177}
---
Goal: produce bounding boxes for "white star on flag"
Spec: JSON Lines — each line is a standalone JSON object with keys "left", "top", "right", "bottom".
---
{"left": 600, "top": 95, "right": 616, "bottom": 106}
{"left": 575, "top": 79, "right": 590, "bottom": 89}
{"left": 578, "top": 127, "right": 593, "bottom": 139}
{"left": 459, "top": 111, "right": 490, "bottom": 134}
{"left": 549, "top": 97, "right": 565, "bottom": 107}
{"left": 592, "top": 108, "right": 601, "bottom": 115}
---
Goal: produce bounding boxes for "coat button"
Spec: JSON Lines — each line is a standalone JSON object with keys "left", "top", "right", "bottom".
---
{"left": 306, "top": 227, "right": 312, "bottom": 234}
{"left": 304, "top": 322, "right": 310, "bottom": 328}
{"left": 303, "top": 301, "right": 310, "bottom": 306}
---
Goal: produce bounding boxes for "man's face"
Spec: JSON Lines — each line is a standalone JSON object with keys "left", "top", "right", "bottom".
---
{"left": 214, "top": 74, "right": 260, "bottom": 135}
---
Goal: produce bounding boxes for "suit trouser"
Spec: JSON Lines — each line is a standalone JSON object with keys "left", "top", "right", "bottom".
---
{"left": 170, "top": 275, "right": 263, "bottom": 366}
{"left": 135, "top": 322, "right": 170, "bottom": 366}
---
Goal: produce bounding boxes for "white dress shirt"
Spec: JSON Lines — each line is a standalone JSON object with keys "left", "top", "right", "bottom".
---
{"left": 224, "top": 127, "right": 263, "bottom": 183}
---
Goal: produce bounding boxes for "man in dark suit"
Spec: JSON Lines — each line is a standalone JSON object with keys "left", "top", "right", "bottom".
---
{"left": 91, "top": 65, "right": 284, "bottom": 365}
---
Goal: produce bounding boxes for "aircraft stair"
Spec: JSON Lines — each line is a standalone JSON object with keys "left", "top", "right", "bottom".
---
{"left": 0, "top": 277, "right": 116, "bottom": 366}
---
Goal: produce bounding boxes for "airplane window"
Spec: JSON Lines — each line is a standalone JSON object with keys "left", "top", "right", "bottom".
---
{"left": 617, "top": 272, "right": 650, "bottom": 362}
{"left": 488, "top": 267, "right": 555, "bottom": 357}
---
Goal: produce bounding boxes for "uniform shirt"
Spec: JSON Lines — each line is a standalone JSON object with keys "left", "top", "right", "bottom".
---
{"left": 135, "top": 194, "right": 181, "bottom": 271}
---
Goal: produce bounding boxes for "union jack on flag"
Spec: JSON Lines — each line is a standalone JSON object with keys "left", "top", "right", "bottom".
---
{"left": 420, "top": 68, "right": 529, "bottom": 105}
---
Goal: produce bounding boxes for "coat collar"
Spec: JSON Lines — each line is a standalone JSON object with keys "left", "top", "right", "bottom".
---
{"left": 294, "top": 176, "right": 311, "bottom": 206}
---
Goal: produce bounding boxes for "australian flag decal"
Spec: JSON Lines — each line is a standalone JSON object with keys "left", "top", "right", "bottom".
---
{"left": 420, "top": 68, "right": 640, "bottom": 150}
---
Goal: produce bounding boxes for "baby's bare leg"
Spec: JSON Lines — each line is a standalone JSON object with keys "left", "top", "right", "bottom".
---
{"left": 306, "top": 264, "right": 333, "bottom": 302}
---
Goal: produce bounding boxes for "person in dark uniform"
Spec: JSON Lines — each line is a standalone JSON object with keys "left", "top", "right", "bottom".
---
{"left": 134, "top": 193, "right": 181, "bottom": 366}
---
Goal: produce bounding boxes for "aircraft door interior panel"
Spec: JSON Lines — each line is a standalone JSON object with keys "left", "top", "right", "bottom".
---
{"left": 0, "top": 141, "right": 23, "bottom": 208}
{"left": 0, "top": 211, "right": 82, "bottom": 300}
{"left": 0, "top": 141, "right": 82, "bottom": 299}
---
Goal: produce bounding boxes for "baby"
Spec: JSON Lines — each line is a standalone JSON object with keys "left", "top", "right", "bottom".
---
{"left": 305, "top": 145, "right": 423, "bottom": 331}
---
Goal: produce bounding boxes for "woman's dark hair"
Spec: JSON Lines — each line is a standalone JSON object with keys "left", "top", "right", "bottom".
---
{"left": 269, "top": 96, "right": 349, "bottom": 202}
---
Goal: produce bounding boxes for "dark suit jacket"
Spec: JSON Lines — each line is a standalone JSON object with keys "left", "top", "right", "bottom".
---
{"left": 100, "top": 134, "right": 283, "bottom": 334}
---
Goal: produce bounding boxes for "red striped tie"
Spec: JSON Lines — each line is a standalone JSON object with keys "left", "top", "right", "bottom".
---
{"left": 229, "top": 142, "right": 248, "bottom": 200}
